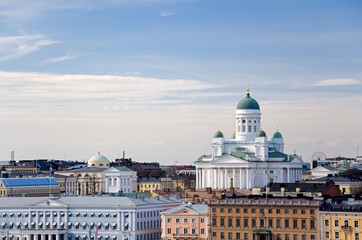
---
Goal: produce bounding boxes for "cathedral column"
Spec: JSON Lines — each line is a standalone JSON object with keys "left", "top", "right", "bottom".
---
{"left": 224, "top": 168, "right": 228, "bottom": 189}
{"left": 232, "top": 168, "right": 236, "bottom": 188}
{"left": 215, "top": 168, "right": 218, "bottom": 189}
{"left": 196, "top": 169, "right": 199, "bottom": 188}
{"left": 239, "top": 168, "right": 242, "bottom": 189}
{"left": 210, "top": 168, "right": 214, "bottom": 189}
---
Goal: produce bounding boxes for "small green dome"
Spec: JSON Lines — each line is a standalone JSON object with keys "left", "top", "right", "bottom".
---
{"left": 256, "top": 129, "right": 267, "bottom": 137}
{"left": 213, "top": 130, "right": 224, "bottom": 138}
{"left": 231, "top": 132, "right": 236, "bottom": 139}
{"left": 236, "top": 92, "right": 260, "bottom": 110}
{"left": 273, "top": 131, "right": 283, "bottom": 138}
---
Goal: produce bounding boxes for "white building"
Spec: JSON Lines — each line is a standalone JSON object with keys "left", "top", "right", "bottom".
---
{"left": 104, "top": 167, "right": 137, "bottom": 193}
{"left": 195, "top": 87, "right": 304, "bottom": 189}
{"left": 0, "top": 196, "right": 183, "bottom": 240}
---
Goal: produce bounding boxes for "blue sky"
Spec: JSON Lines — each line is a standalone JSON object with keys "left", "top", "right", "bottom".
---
{"left": 0, "top": 0, "right": 361, "bottom": 163}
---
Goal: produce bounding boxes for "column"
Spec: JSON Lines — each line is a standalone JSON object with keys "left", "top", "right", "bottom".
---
{"left": 224, "top": 168, "right": 228, "bottom": 189}
{"left": 210, "top": 168, "right": 214, "bottom": 189}
{"left": 219, "top": 168, "right": 222, "bottom": 189}
{"left": 239, "top": 168, "right": 242, "bottom": 189}
{"left": 196, "top": 169, "right": 199, "bottom": 188}
{"left": 232, "top": 168, "right": 236, "bottom": 188}
{"left": 214, "top": 169, "right": 218, "bottom": 189}
{"left": 287, "top": 168, "right": 290, "bottom": 182}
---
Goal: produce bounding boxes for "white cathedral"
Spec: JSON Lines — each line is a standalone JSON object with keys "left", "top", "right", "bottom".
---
{"left": 195, "top": 87, "right": 304, "bottom": 190}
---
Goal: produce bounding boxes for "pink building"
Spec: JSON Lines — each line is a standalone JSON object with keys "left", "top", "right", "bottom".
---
{"left": 161, "top": 202, "right": 209, "bottom": 240}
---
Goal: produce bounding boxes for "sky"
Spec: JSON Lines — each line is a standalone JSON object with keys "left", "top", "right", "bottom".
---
{"left": 0, "top": 0, "right": 362, "bottom": 164}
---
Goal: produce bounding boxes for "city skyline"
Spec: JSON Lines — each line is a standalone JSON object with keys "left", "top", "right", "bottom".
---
{"left": 0, "top": 0, "right": 361, "bottom": 164}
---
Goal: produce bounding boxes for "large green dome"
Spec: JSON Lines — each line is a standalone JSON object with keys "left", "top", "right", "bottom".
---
{"left": 273, "top": 131, "right": 283, "bottom": 138}
{"left": 256, "top": 129, "right": 267, "bottom": 137}
{"left": 213, "top": 130, "right": 224, "bottom": 138}
{"left": 237, "top": 93, "right": 260, "bottom": 110}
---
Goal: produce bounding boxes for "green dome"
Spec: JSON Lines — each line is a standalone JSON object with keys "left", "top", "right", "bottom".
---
{"left": 256, "top": 129, "right": 267, "bottom": 137}
{"left": 231, "top": 132, "right": 236, "bottom": 139}
{"left": 237, "top": 93, "right": 260, "bottom": 110}
{"left": 213, "top": 130, "right": 224, "bottom": 138}
{"left": 273, "top": 131, "right": 283, "bottom": 138}
{"left": 89, "top": 152, "right": 108, "bottom": 161}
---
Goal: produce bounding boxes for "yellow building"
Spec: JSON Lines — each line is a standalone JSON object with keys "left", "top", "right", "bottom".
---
{"left": 138, "top": 177, "right": 163, "bottom": 193}
{"left": 320, "top": 200, "right": 362, "bottom": 240}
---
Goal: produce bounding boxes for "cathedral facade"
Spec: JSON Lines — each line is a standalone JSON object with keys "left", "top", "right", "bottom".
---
{"left": 195, "top": 87, "right": 303, "bottom": 189}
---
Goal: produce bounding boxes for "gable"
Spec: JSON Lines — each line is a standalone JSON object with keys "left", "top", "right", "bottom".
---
{"left": 210, "top": 155, "right": 249, "bottom": 165}
{"left": 31, "top": 199, "right": 68, "bottom": 208}
{"left": 290, "top": 156, "right": 304, "bottom": 164}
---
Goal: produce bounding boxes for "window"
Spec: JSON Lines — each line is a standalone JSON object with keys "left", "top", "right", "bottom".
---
{"left": 248, "top": 126, "right": 251, "bottom": 132}
{"left": 251, "top": 209, "right": 256, "bottom": 213}
{"left": 236, "top": 233, "right": 240, "bottom": 240}
{"left": 310, "top": 219, "right": 315, "bottom": 229}
{"left": 236, "top": 218, "right": 241, "bottom": 227}
{"left": 334, "top": 219, "right": 339, "bottom": 227}
{"left": 228, "top": 208, "right": 232, "bottom": 213}
{"left": 201, "top": 229, "right": 205, "bottom": 235}
{"left": 228, "top": 218, "right": 233, "bottom": 227}
{"left": 325, "top": 231, "right": 330, "bottom": 239}
{"left": 228, "top": 232, "right": 232, "bottom": 240}
{"left": 344, "top": 220, "right": 349, "bottom": 226}
{"left": 183, "top": 228, "right": 188, "bottom": 235}
{"left": 293, "top": 219, "right": 298, "bottom": 229}
{"left": 167, "top": 218, "right": 171, "bottom": 223}
{"left": 325, "top": 219, "right": 329, "bottom": 227}
{"left": 167, "top": 229, "right": 171, "bottom": 234}
{"left": 355, "top": 220, "right": 359, "bottom": 228}
{"left": 277, "top": 234, "right": 281, "bottom": 240}
{"left": 220, "top": 208, "right": 224, "bottom": 213}
{"left": 244, "top": 233, "right": 248, "bottom": 240}
{"left": 251, "top": 219, "right": 256, "bottom": 228}
{"left": 220, "top": 217, "right": 225, "bottom": 227}
{"left": 212, "top": 217, "right": 217, "bottom": 226}
{"left": 201, "top": 218, "right": 204, "bottom": 223}
{"left": 285, "top": 234, "right": 290, "bottom": 240}
{"left": 311, "top": 235, "right": 315, "bottom": 240}
{"left": 302, "top": 235, "right": 306, "bottom": 240}
{"left": 260, "top": 219, "right": 265, "bottom": 228}
{"left": 244, "top": 218, "right": 248, "bottom": 228}
{"left": 175, "top": 228, "right": 180, "bottom": 235}
{"left": 276, "top": 219, "right": 281, "bottom": 228}
{"left": 236, "top": 208, "right": 240, "bottom": 213}
{"left": 212, "top": 232, "right": 216, "bottom": 237}
{"left": 293, "top": 209, "right": 298, "bottom": 214}
{"left": 355, "top": 232, "right": 360, "bottom": 240}
{"left": 301, "top": 209, "right": 306, "bottom": 214}
{"left": 212, "top": 208, "right": 216, "bottom": 213}
{"left": 244, "top": 209, "right": 248, "bottom": 213}
{"left": 260, "top": 209, "right": 264, "bottom": 214}
{"left": 268, "top": 209, "right": 273, "bottom": 214}
{"left": 285, "top": 209, "right": 289, "bottom": 214}
{"left": 310, "top": 209, "right": 314, "bottom": 214}
{"left": 293, "top": 234, "right": 298, "bottom": 240}
{"left": 191, "top": 228, "right": 195, "bottom": 234}
{"left": 301, "top": 219, "right": 306, "bottom": 229}
{"left": 335, "top": 231, "right": 340, "bottom": 239}
{"left": 191, "top": 218, "right": 195, "bottom": 223}
{"left": 276, "top": 209, "right": 281, "bottom": 214}
{"left": 220, "top": 232, "right": 225, "bottom": 239}
{"left": 285, "top": 219, "right": 289, "bottom": 228}
{"left": 176, "top": 218, "right": 180, "bottom": 223}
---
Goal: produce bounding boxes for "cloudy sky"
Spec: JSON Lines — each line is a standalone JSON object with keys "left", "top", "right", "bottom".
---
{"left": 0, "top": 0, "right": 361, "bottom": 164}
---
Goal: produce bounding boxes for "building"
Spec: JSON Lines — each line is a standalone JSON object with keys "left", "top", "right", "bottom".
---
{"left": 306, "top": 175, "right": 362, "bottom": 195}
{"left": 161, "top": 202, "right": 209, "bottom": 240}
{"left": 87, "top": 152, "right": 110, "bottom": 168}
{"left": 208, "top": 197, "right": 321, "bottom": 240}
{"left": 0, "top": 178, "right": 60, "bottom": 197}
{"left": 103, "top": 167, "right": 137, "bottom": 193}
{"left": 320, "top": 199, "right": 362, "bottom": 240}
{"left": 195, "top": 87, "right": 304, "bottom": 190}
{"left": 253, "top": 181, "right": 342, "bottom": 198}
{"left": 35, "top": 174, "right": 77, "bottom": 196}
{"left": 0, "top": 196, "right": 183, "bottom": 240}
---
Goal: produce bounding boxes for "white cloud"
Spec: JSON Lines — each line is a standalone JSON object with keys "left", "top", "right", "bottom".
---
{"left": 0, "top": 34, "right": 59, "bottom": 61}
{"left": 158, "top": 10, "right": 175, "bottom": 17}
{"left": 43, "top": 54, "right": 80, "bottom": 64}
{"left": 311, "top": 78, "right": 361, "bottom": 87}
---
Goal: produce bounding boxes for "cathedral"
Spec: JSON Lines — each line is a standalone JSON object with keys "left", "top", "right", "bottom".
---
{"left": 195, "top": 87, "right": 303, "bottom": 189}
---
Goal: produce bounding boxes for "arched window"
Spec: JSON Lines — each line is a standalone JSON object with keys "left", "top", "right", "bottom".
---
{"left": 99, "top": 163, "right": 104, "bottom": 167}
{"left": 120, "top": 178, "right": 123, "bottom": 186}
{"left": 108, "top": 178, "right": 112, "bottom": 186}
{"left": 114, "top": 178, "right": 117, "bottom": 186}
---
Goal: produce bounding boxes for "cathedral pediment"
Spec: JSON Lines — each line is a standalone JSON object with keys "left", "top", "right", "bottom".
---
{"left": 210, "top": 155, "right": 249, "bottom": 165}
{"left": 30, "top": 199, "right": 67, "bottom": 208}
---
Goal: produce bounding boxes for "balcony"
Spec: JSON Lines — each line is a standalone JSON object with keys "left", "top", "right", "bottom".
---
{"left": 172, "top": 233, "right": 200, "bottom": 239}
{"left": 341, "top": 225, "right": 351, "bottom": 232}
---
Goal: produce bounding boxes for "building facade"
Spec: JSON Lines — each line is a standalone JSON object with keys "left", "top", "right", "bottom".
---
{"left": 104, "top": 167, "right": 137, "bottom": 193}
{"left": 320, "top": 199, "right": 362, "bottom": 240}
{"left": 161, "top": 202, "right": 209, "bottom": 240}
{"left": 0, "top": 178, "right": 60, "bottom": 197}
{"left": 0, "top": 196, "right": 183, "bottom": 240}
{"left": 208, "top": 197, "right": 320, "bottom": 240}
{"left": 195, "top": 87, "right": 303, "bottom": 190}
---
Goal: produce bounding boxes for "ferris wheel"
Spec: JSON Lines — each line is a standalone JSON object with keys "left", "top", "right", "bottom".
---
{"left": 311, "top": 152, "right": 326, "bottom": 162}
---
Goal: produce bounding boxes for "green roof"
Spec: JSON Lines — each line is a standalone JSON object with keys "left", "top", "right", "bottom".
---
{"left": 236, "top": 93, "right": 260, "bottom": 110}
{"left": 114, "top": 166, "right": 134, "bottom": 172}
{"left": 273, "top": 131, "right": 283, "bottom": 138}
{"left": 256, "top": 129, "right": 267, "bottom": 137}
{"left": 213, "top": 130, "right": 224, "bottom": 138}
